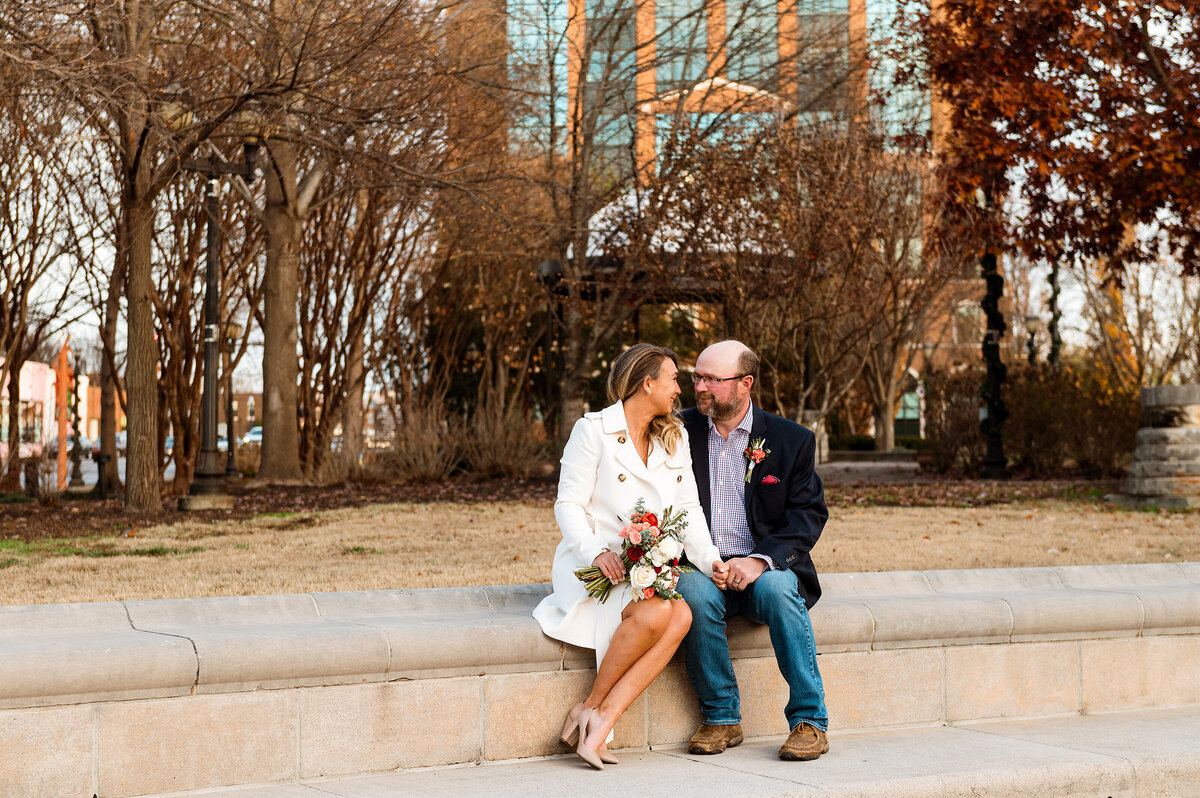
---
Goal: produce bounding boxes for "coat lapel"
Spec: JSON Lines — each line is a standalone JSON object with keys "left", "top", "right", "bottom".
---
{"left": 687, "top": 413, "right": 712, "bottom": 522}
{"left": 743, "top": 405, "right": 768, "bottom": 526}
{"left": 602, "top": 401, "right": 653, "bottom": 484}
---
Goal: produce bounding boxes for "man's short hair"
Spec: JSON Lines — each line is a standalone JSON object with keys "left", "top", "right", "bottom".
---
{"left": 738, "top": 346, "right": 759, "bottom": 383}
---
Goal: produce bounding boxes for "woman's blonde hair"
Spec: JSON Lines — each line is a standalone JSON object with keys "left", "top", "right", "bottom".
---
{"left": 606, "top": 343, "right": 683, "bottom": 456}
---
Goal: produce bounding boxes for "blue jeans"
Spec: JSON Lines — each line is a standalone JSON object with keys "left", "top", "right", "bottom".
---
{"left": 677, "top": 568, "right": 828, "bottom": 732}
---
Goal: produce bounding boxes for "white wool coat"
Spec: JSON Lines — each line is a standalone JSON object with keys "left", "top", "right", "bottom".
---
{"left": 533, "top": 401, "right": 720, "bottom": 665}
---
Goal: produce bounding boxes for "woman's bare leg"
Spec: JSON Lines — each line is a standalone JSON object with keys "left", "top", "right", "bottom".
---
{"left": 582, "top": 599, "right": 692, "bottom": 748}
{"left": 582, "top": 597, "right": 675, "bottom": 707}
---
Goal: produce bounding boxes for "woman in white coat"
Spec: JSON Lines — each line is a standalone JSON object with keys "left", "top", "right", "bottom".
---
{"left": 534, "top": 343, "right": 723, "bottom": 769}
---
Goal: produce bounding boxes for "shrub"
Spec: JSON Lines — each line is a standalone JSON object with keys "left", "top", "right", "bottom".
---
{"left": 33, "top": 452, "right": 62, "bottom": 507}
{"left": 895, "top": 435, "right": 932, "bottom": 451}
{"left": 923, "top": 366, "right": 986, "bottom": 474}
{"left": 829, "top": 434, "right": 876, "bottom": 451}
{"left": 366, "top": 402, "right": 462, "bottom": 483}
{"left": 235, "top": 443, "right": 261, "bottom": 478}
{"left": 459, "top": 408, "right": 550, "bottom": 479}
{"left": 925, "top": 361, "right": 1139, "bottom": 478}
{"left": 1005, "top": 362, "right": 1139, "bottom": 478}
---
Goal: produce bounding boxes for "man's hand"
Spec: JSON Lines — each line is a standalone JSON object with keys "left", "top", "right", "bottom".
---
{"left": 726, "top": 557, "right": 768, "bottom": 591}
{"left": 711, "top": 559, "right": 728, "bottom": 589}
{"left": 593, "top": 551, "right": 625, "bottom": 582}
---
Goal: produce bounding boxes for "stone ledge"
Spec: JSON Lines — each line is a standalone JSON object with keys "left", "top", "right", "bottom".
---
{"left": 1141, "top": 383, "right": 1200, "bottom": 406}
{"left": 3, "top": 564, "right": 1200, "bottom": 709}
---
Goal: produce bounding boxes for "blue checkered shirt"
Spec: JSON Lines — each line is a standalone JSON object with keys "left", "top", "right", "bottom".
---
{"left": 707, "top": 403, "right": 775, "bottom": 570}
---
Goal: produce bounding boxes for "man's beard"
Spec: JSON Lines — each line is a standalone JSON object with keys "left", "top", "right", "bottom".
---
{"left": 696, "top": 392, "right": 743, "bottom": 421}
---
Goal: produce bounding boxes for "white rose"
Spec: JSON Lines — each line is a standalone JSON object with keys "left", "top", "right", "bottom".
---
{"left": 658, "top": 537, "right": 683, "bottom": 560}
{"left": 648, "top": 546, "right": 667, "bottom": 567}
{"left": 630, "top": 563, "right": 657, "bottom": 589}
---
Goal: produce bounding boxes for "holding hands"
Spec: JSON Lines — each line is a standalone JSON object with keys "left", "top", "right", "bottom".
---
{"left": 712, "top": 557, "right": 767, "bottom": 591}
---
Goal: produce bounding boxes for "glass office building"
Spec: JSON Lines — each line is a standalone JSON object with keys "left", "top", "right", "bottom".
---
{"left": 507, "top": 0, "right": 923, "bottom": 175}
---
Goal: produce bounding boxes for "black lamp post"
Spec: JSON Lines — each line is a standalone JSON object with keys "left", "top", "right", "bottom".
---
{"left": 1024, "top": 315, "right": 1040, "bottom": 366}
{"left": 223, "top": 320, "right": 243, "bottom": 478}
{"left": 979, "top": 249, "right": 1010, "bottom": 480}
{"left": 178, "top": 132, "right": 259, "bottom": 510}
{"left": 69, "top": 354, "right": 85, "bottom": 488}
{"left": 920, "top": 342, "right": 936, "bottom": 440}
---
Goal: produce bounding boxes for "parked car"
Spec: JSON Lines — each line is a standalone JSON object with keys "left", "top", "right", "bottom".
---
{"left": 45, "top": 434, "right": 93, "bottom": 458}
{"left": 90, "top": 431, "right": 129, "bottom": 458}
{"left": 242, "top": 426, "right": 262, "bottom": 445}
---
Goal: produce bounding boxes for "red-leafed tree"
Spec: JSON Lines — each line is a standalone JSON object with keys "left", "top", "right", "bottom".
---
{"left": 897, "top": 0, "right": 1200, "bottom": 279}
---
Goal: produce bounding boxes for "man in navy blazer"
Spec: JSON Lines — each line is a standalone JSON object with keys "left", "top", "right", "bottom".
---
{"left": 676, "top": 340, "right": 830, "bottom": 761}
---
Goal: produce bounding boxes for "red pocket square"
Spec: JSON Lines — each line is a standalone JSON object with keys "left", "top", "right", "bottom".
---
{"left": 761, "top": 475, "right": 780, "bottom": 485}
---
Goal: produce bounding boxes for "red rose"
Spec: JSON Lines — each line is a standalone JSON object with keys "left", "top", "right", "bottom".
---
{"left": 627, "top": 546, "right": 645, "bottom": 562}
{"left": 672, "top": 558, "right": 679, "bottom": 566}
{"left": 643, "top": 512, "right": 659, "bottom": 528}
{"left": 654, "top": 565, "right": 663, "bottom": 573}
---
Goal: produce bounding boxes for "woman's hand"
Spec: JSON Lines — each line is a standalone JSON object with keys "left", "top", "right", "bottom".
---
{"left": 711, "top": 559, "right": 729, "bottom": 590}
{"left": 593, "top": 551, "right": 625, "bottom": 583}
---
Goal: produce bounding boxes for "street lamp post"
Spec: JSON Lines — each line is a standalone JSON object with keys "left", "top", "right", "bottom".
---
{"left": 979, "top": 254, "right": 1010, "bottom": 480}
{"left": 178, "top": 136, "right": 259, "bottom": 511}
{"left": 69, "top": 354, "right": 85, "bottom": 488}
{"left": 920, "top": 342, "right": 936, "bottom": 441}
{"left": 1024, "top": 315, "right": 1040, "bottom": 366}
{"left": 223, "top": 321, "right": 243, "bottom": 478}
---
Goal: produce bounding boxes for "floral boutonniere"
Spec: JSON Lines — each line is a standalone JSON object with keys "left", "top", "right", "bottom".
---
{"left": 744, "top": 437, "right": 770, "bottom": 483}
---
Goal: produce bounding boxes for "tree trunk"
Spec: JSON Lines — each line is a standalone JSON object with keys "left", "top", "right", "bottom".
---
{"left": 0, "top": 366, "right": 21, "bottom": 492}
{"left": 259, "top": 141, "right": 305, "bottom": 483}
{"left": 123, "top": 193, "right": 161, "bottom": 513}
{"left": 557, "top": 304, "right": 586, "bottom": 444}
{"left": 873, "top": 380, "right": 898, "bottom": 452}
{"left": 342, "top": 330, "right": 365, "bottom": 481}
{"left": 99, "top": 246, "right": 125, "bottom": 495}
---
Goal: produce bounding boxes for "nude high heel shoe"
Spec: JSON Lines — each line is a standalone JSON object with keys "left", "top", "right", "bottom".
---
{"left": 559, "top": 701, "right": 586, "bottom": 747}
{"left": 597, "top": 743, "right": 619, "bottom": 764}
{"left": 575, "top": 707, "right": 605, "bottom": 770}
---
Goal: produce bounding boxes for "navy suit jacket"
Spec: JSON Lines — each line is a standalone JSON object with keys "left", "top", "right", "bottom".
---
{"left": 681, "top": 405, "right": 828, "bottom": 608}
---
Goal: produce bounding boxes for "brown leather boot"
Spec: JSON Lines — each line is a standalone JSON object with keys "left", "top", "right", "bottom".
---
{"left": 778, "top": 722, "right": 829, "bottom": 761}
{"left": 687, "top": 723, "right": 744, "bottom": 754}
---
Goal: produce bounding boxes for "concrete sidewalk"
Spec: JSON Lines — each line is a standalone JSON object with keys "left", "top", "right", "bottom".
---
{"left": 148, "top": 706, "right": 1200, "bottom": 798}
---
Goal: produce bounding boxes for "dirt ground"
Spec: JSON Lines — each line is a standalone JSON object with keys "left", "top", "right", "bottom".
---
{"left": 2, "top": 471, "right": 1196, "bottom": 606}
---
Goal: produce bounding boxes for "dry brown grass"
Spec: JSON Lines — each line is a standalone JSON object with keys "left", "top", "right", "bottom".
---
{"left": 2, "top": 492, "right": 1197, "bottom": 606}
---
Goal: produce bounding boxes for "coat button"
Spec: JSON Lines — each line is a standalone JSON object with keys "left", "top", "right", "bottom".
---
{"left": 618, "top": 473, "right": 626, "bottom": 482}
{"left": 618, "top": 436, "right": 626, "bottom": 444}
{"left": 677, "top": 475, "right": 682, "bottom": 482}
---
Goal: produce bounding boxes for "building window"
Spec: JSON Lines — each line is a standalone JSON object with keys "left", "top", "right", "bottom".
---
{"left": 796, "top": 0, "right": 850, "bottom": 114}
{"left": 726, "top": 0, "right": 777, "bottom": 89}
{"left": 656, "top": 0, "right": 708, "bottom": 93}
{"left": 953, "top": 301, "right": 983, "bottom": 345}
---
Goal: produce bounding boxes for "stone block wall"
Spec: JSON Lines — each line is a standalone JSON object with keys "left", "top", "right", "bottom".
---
{"left": 3, "top": 564, "right": 1200, "bottom": 797}
{"left": 1123, "top": 384, "right": 1200, "bottom": 508}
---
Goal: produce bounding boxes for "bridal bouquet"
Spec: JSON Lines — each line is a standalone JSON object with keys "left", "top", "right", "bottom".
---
{"left": 574, "top": 498, "right": 694, "bottom": 603}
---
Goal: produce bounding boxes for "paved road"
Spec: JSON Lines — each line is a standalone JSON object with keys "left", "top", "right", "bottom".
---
{"left": 15, "top": 455, "right": 176, "bottom": 492}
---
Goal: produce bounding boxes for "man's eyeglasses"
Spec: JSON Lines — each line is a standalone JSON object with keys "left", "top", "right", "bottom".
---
{"left": 690, "top": 373, "right": 747, "bottom": 386}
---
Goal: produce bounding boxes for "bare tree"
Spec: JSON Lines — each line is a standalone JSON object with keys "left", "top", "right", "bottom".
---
{"left": 296, "top": 173, "right": 434, "bottom": 480}
{"left": 1073, "top": 240, "right": 1200, "bottom": 391}
{"left": 858, "top": 150, "right": 970, "bottom": 452}
{"left": 0, "top": 84, "right": 82, "bottom": 490}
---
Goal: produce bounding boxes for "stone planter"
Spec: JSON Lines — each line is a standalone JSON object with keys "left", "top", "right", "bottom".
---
{"left": 1120, "top": 384, "right": 1200, "bottom": 508}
